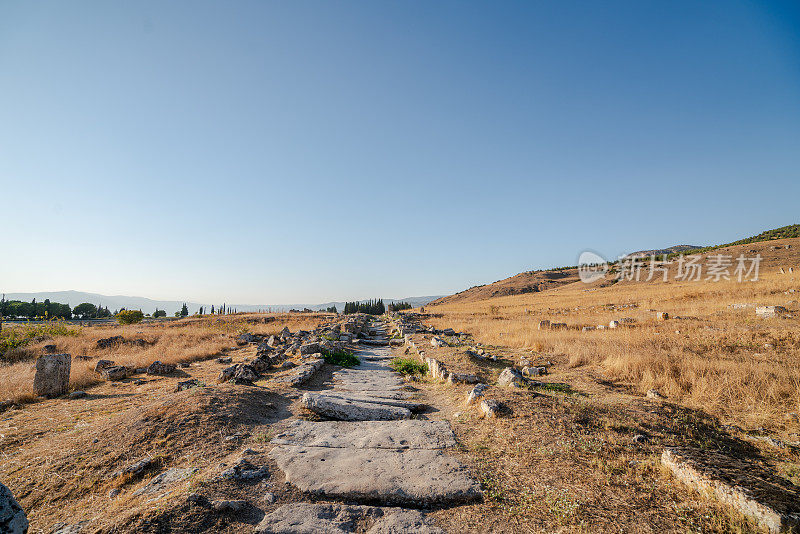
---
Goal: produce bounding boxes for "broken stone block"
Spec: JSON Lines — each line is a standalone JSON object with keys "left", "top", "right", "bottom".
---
{"left": 430, "top": 336, "right": 446, "bottom": 347}
{"left": 94, "top": 359, "right": 115, "bottom": 373}
{"left": 299, "top": 342, "right": 321, "bottom": 355}
{"left": 33, "top": 353, "right": 71, "bottom": 397}
{"left": 538, "top": 320, "right": 550, "bottom": 330}
{"left": 218, "top": 364, "right": 258, "bottom": 385}
{"left": 480, "top": 399, "right": 503, "bottom": 418}
{"left": 497, "top": 367, "right": 526, "bottom": 388}
{"left": 236, "top": 333, "right": 258, "bottom": 345}
{"left": 522, "top": 366, "right": 546, "bottom": 377}
{"left": 300, "top": 393, "right": 411, "bottom": 421}
{"left": 217, "top": 458, "right": 269, "bottom": 481}
{"left": 465, "top": 384, "right": 487, "bottom": 405}
{"left": 656, "top": 312, "right": 669, "bottom": 321}
{"left": 101, "top": 366, "right": 130, "bottom": 381}
{"left": 756, "top": 306, "right": 788, "bottom": 318}
{"left": 279, "top": 358, "right": 323, "bottom": 387}
{"left": 447, "top": 372, "right": 480, "bottom": 384}
{"left": 146, "top": 361, "right": 176, "bottom": 375}
{"left": 425, "top": 358, "right": 448, "bottom": 380}
{"left": 0, "top": 481, "right": 28, "bottom": 534}
{"left": 662, "top": 447, "right": 800, "bottom": 533}
{"left": 609, "top": 320, "right": 620, "bottom": 329}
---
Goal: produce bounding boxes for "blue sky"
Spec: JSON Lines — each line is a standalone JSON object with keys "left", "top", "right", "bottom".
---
{"left": 1, "top": 1, "right": 798, "bottom": 304}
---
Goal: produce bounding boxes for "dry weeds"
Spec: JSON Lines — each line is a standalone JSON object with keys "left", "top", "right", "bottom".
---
{"left": 0, "top": 313, "right": 326, "bottom": 404}
{"left": 424, "top": 239, "right": 800, "bottom": 432}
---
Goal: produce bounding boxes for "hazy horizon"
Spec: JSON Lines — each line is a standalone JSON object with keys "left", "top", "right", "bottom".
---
{"left": 2, "top": 1, "right": 798, "bottom": 303}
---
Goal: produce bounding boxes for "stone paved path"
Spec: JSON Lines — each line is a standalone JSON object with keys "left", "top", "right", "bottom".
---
{"left": 258, "top": 320, "right": 482, "bottom": 533}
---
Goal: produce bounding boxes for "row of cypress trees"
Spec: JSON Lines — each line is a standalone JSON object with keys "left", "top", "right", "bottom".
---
{"left": 343, "top": 299, "right": 385, "bottom": 315}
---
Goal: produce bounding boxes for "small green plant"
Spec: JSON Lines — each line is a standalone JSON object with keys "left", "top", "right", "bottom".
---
{"left": 322, "top": 349, "right": 360, "bottom": 367}
{"left": 389, "top": 357, "right": 428, "bottom": 376}
{"left": 533, "top": 382, "right": 575, "bottom": 394}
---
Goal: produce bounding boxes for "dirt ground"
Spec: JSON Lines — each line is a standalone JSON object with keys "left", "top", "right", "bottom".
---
{"left": 2, "top": 312, "right": 798, "bottom": 532}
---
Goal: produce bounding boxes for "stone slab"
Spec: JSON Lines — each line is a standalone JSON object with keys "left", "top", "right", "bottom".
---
{"left": 33, "top": 353, "right": 71, "bottom": 397}
{"left": 279, "top": 358, "right": 323, "bottom": 387}
{"left": 319, "top": 393, "right": 426, "bottom": 412}
{"left": 254, "top": 503, "right": 444, "bottom": 534}
{"left": 300, "top": 393, "right": 411, "bottom": 421}
{"left": 662, "top": 447, "right": 800, "bottom": 533}
{"left": 269, "top": 445, "right": 483, "bottom": 506}
{"left": 271, "top": 420, "right": 456, "bottom": 449}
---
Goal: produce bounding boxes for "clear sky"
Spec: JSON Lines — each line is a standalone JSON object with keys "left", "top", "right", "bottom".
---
{"left": 1, "top": 1, "right": 799, "bottom": 304}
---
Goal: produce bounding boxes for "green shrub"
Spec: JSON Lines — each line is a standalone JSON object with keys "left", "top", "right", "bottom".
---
{"left": 0, "top": 321, "right": 79, "bottom": 354}
{"left": 118, "top": 309, "right": 144, "bottom": 325}
{"left": 390, "top": 357, "right": 428, "bottom": 376}
{"left": 322, "top": 349, "right": 360, "bottom": 367}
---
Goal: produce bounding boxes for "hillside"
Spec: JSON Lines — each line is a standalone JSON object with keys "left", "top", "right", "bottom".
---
{"left": 623, "top": 244, "right": 701, "bottom": 258}
{"left": 432, "top": 224, "right": 799, "bottom": 305}
{"left": 431, "top": 268, "right": 581, "bottom": 305}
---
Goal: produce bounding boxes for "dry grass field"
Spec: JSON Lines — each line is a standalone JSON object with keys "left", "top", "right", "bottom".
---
{"left": 424, "top": 238, "right": 800, "bottom": 433}
{"left": 0, "top": 313, "right": 326, "bottom": 404}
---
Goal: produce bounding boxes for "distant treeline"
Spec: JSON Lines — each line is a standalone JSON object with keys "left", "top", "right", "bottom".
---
{"left": 387, "top": 301, "right": 412, "bottom": 312}
{"left": 343, "top": 299, "right": 386, "bottom": 315}
{"left": 0, "top": 296, "right": 112, "bottom": 320}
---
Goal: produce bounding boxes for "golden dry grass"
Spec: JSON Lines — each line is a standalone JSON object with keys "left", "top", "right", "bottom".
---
{"left": 425, "top": 260, "right": 800, "bottom": 431}
{"left": 0, "top": 313, "right": 326, "bottom": 403}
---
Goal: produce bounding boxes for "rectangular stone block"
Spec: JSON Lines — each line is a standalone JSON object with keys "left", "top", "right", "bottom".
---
{"left": 662, "top": 447, "right": 800, "bottom": 533}
{"left": 33, "top": 353, "right": 71, "bottom": 397}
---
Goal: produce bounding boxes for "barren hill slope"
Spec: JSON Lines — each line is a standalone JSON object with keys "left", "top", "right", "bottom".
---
{"left": 431, "top": 268, "right": 580, "bottom": 305}
{"left": 432, "top": 224, "right": 799, "bottom": 305}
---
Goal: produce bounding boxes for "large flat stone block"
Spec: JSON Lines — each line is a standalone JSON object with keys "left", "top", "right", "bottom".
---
{"left": 269, "top": 445, "right": 483, "bottom": 506}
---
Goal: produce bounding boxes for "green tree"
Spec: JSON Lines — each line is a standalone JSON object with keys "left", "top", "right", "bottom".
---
{"left": 180, "top": 303, "right": 189, "bottom": 317}
{"left": 73, "top": 302, "right": 98, "bottom": 319}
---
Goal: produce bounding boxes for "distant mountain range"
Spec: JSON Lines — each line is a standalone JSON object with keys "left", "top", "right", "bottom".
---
{"left": 0, "top": 291, "right": 442, "bottom": 316}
